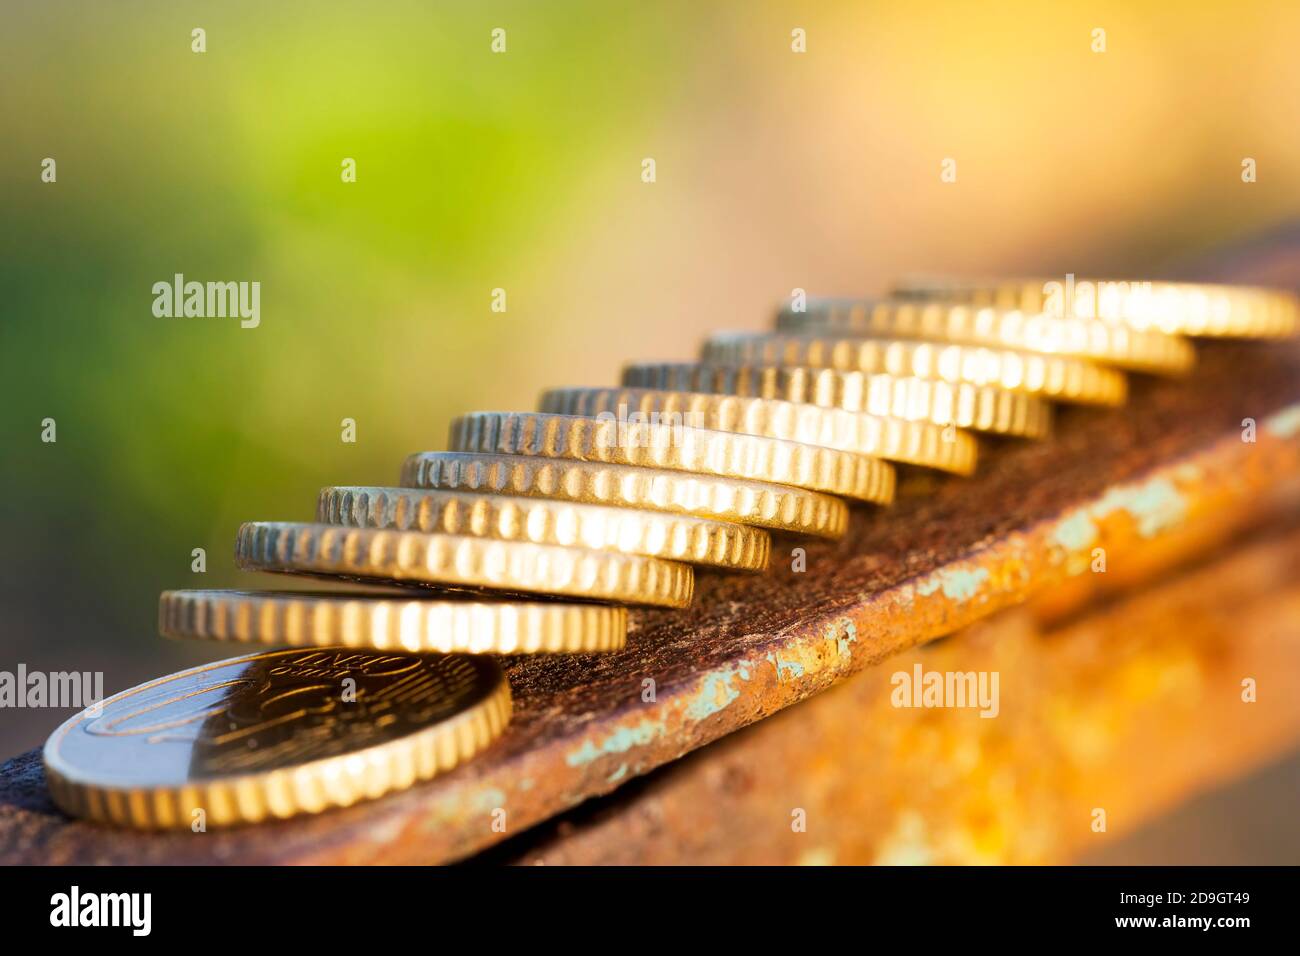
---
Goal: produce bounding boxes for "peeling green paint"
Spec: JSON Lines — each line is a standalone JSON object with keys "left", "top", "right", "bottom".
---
{"left": 606, "top": 763, "right": 628, "bottom": 783}
{"left": 1095, "top": 477, "right": 1187, "bottom": 538}
{"left": 1051, "top": 474, "right": 1190, "bottom": 557}
{"left": 565, "top": 719, "right": 664, "bottom": 767}
{"left": 685, "top": 665, "right": 748, "bottom": 721}
{"left": 917, "top": 566, "right": 989, "bottom": 603}
{"left": 836, "top": 619, "right": 858, "bottom": 657}
{"left": 472, "top": 787, "right": 506, "bottom": 813}
{"left": 1264, "top": 404, "right": 1300, "bottom": 438}
{"left": 1051, "top": 509, "right": 1098, "bottom": 552}
{"left": 767, "top": 653, "right": 805, "bottom": 681}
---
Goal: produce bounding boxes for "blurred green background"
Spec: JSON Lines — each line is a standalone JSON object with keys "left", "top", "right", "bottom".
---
{"left": 2, "top": 1, "right": 1299, "bottom": 858}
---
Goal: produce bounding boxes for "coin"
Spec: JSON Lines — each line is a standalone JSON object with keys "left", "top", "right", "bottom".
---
{"left": 774, "top": 298, "right": 1195, "bottom": 374}
{"left": 697, "top": 333, "right": 1127, "bottom": 406}
{"left": 317, "top": 486, "right": 771, "bottom": 571}
{"left": 893, "top": 277, "right": 1300, "bottom": 338}
{"left": 235, "top": 522, "right": 695, "bottom": 608}
{"left": 621, "top": 364, "right": 1052, "bottom": 438}
{"left": 539, "top": 385, "right": 978, "bottom": 475}
{"left": 400, "top": 452, "right": 849, "bottom": 538}
{"left": 44, "top": 649, "right": 511, "bottom": 829}
{"left": 448, "top": 411, "right": 896, "bottom": 504}
{"left": 160, "top": 589, "right": 628, "bottom": 654}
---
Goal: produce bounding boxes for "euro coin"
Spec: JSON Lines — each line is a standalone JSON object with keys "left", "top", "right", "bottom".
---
{"left": 400, "top": 452, "right": 849, "bottom": 538}
{"left": 774, "top": 298, "right": 1194, "bottom": 374}
{"left": 448, "top": 411, "right": 896, "bottom": 504}
{"left": 235, "top": 521, "right": 695, "bottom": 608}
{"left": 539, "top": 385, "right": 977, "bottom": 475}
{"left": 697, "top": 333, "right": 1126, "bottom": 406}
{"left": 160, "top": 588, "right": 628, "bottom": 654}
{"left": 620, "top": 364, "right": 1052, "bottom": 438}
{"left": 317, "top": 486, "right": 770, "bottom": 571}
{"left": 44, "top": 649, "right": 510, "bottom": 829}
{"left": 893, "top": 277, "right": 1300, "bottom": 338}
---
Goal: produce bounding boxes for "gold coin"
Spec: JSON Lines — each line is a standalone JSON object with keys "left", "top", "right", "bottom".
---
{"left": 235, "top": 521, "right": 695, "bottom": 608}
{"left": 160, "top": 589, "right": 628, "bottom": 654}
{"left": 698, "top": 333, "right": 1127, "bottom": 406}
{"left": 893, "top": 277, "right": 1300, "bottom": 338}
{"left": 44, "top": 649, "right": 510, "bottom": 829}
{"left": 621, "top": 363, "right": 1052, "bottom": 438}
{"left": 400, "top": 452, "right": 848, "bottom": 538}
{"left": 317, "top": 486, "right": 770, "bottom": 571}
{"left": 539, "top": 385, "right": 977, "bottom": 475}
{"left": 775, "top": 298, "right": 1194, "bottom": 374}
{"left": 448, "top": 411, "right": 895, "bottom": 504}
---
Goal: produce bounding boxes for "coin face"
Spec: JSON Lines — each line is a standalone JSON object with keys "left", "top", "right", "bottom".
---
{"left": 44, "top": 649, "right": 510, "bottom": 828}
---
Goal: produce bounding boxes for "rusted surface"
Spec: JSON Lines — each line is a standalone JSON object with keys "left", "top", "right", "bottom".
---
{"left": 1, "top": 334, "right": 1297, "bottom": 864}
{"left": 481, "top": 519, "right": 1300, "bottom": 865}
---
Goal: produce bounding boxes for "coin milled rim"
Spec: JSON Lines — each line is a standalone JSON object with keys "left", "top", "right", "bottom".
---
{"left": 447, "top": 411, "right": 896, "bottom": 504}
{"left": 539, "top": 385, "right": 978, "bottom": 475}
{"left": 892, "top": 277, "right": 1300, "bottom": 339}
{"left": 399, "top": 452, "right": 849, "bottom": 538}
{"left": 317, "top": 486, "right": 771, "bottom": 571}
{"left": 620, "top": 364, "right": 1052, "bottom": 438}
{"left": 160, "top": 589, "right": 629, "bottom": 654}
{"left": 44, "top": 650, "right": 511, "bottom": 829}
{"left": 774, "top": 298, "right": 1195, "bottom": 374}
{"left": 697, "top": 333, "right": 1128, "bottom": 406}
{"left": 235, "top": 521, "right": 696, "bottom": 608}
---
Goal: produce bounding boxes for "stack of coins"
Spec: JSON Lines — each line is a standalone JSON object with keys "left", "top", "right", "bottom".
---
{"left": 45, "top": 278, "right": 1298, "bottom": 829}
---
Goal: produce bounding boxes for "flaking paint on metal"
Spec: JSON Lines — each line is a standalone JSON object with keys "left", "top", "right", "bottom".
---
{"left": 565, "top": 719, "right": 666, "bottom": 767}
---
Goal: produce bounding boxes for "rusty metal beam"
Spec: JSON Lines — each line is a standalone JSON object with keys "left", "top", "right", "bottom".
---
{"left": 1, "top": 337, "right": 1297, "bottom": 864}
{"left": 479, "top": 518, "right": 1300, "bottom": 864}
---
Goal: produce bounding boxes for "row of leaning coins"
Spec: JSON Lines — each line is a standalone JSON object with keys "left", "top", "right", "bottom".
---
{"left": 43, "top": 278, "right": 1297, "bottom": 830}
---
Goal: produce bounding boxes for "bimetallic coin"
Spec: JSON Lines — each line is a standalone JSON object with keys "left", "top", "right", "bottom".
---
{"left": 774, "top": 298, "right": 1195, "bottom": 374}
{"left": 893, "top": 277, "right": 1300, "bottom": 339}
{"left": 621, "top": 364, "right": 1052, "bottom": 438}
{"left": 448, "top": 411, "right": 896, "bottom": 504}
{"left": 160, "top": 589, "right": 628, "bottom": 654}
{"left": 400, "top": 452, "right": 848, "bottom": 538}
{"left": 44, "top": 649, "right": 510, "bottom": 829}
{"left": 317, "top": 486, "right": 770, "bottom": 571}
{"left": 236, "top": 522, "right": 695, "bottom": 608}
{"left": 539, "top": 385, "right": 977, "bottom": 475}
{"left": 697, "top": 333, "right": 1127, "bottom": 406}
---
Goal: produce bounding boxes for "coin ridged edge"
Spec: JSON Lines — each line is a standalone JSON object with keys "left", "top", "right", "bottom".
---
{"left": 398, "top": 453, "right": 849, "bottom": 538}
{"left": 621, "top": 365, "right": 1052, "bottom": 438}
{"left": 448, "top": 412, "right": 896, "bottom": 504}
{"left": 234, "top": 522, "right": 696, "bottom": 608}
{"left": 774, "top": 300, "right": 1196, "bottom": 374}
{"left": 892, "top": 279, "right": 1300, "bottom": 339}
{"left": 540, "top": 386, "right": 978, "bottom": 475}
{"left": 159, "top": 589, "right": 629, "bottom": 654}
{"left": 697, "top": 334, "right": 1128, "bottom": 406}
{"left": 317, "top": 486, "right": 771, "bottom": 571}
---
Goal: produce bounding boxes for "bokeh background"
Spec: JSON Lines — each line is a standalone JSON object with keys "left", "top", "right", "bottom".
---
{"left": 3, "top": 1, "right": 1299, "bottom": 859}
